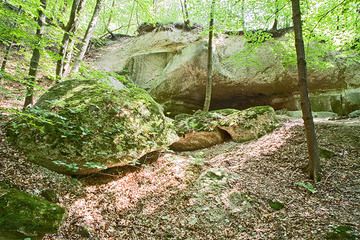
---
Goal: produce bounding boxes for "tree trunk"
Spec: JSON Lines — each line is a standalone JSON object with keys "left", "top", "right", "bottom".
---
{"left": 1, "top": 6, "right": 22, "bottom": 75}
{"left": 291, "top": 0, "right": 321, "bottom": 181}
{"left": 180, "top": 0, "right": 191, "bottom": 29}
{"left": 272, "top": 0, "right": 278, "bottom": 31}
{"left": 62, "top": 38, "right": 76, "bottom": 77}
{"left": 203, "top": 0, "right": 215, "bottom": 112}
{"left": 1, "top": 43, "right": 12, "bottom": 72}
{"left": 126, "top": 0, "right": 136, "bottom": 35}
{"left": 72, "top": 0, "right": 104, "bottom": 73}
{"left": 240, "top": 0, "right": 245, "bottom": 30}
{"left": 55, "top": 0, "right": 85, "bottom": 80}
{"left": 23, "top": 0, "right": 46, "bottom": 109}
{"left": 105, "top": 0, "right": 115, "bottom": 32}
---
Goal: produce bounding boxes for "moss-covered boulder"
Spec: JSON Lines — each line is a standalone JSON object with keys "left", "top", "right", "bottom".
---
{"left": 170, "top": 129, "right": 226, "bottom": 151}
{"left": 6, "top": 77, "right": 178, "bottom": 175}
{"left": 0, "top": 183, "right": 65, "bottom": 237}
{"left": 171, "top": 106, "right": 277, "bottom": 151}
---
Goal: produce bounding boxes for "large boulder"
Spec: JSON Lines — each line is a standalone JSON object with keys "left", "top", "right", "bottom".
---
{"left": 6, "top": 77, "right": 178, "bottom": 175}
{"left": 93, "top": 29, "right": 360, "bottom": 115}
{"left": 0, "top": 183, "right": 65, "bottom": 238}
{"left": 171, "top": 106, "right": 278, "bottom": 151}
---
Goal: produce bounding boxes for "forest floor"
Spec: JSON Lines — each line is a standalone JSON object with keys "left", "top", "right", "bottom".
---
{"left": 1, "top": 107, "right": 359, "bottom": 239}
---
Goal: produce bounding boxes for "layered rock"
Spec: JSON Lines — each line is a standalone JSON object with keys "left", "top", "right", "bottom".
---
{"left": 171, "top": 106, "right": 277, "bottom": 151}
{"left": 94, "top": 29, "right": 360, "bottom": 115}
{"left": 6, "top": 76, "right": 178, "bottom": 175}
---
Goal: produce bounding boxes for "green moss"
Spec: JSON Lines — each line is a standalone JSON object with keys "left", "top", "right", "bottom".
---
{"left": 325, "top": 225, "right": 358, "bottom": 240}
{"left": 0, "top": 183, "right": 65, "bottom": 236}
{"left": 6, "top": 78, "right": 177, "bottom": 175}
{"left": 173, "top": 106, "right": 276, "bottom": 136}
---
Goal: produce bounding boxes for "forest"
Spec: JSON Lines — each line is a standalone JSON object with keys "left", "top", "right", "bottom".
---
{"left": 0, "top": 0, "right": 359, "bottom": 239}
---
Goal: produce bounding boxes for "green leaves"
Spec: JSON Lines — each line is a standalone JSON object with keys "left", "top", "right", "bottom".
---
{"left": 295, "top": 181, "right": 317, "bottom": 194}
{"left": 268, "top": 200, "right": 284, "bottom": 210}
{"left": 53, "top": 160, "right": 79, "bottom": 172}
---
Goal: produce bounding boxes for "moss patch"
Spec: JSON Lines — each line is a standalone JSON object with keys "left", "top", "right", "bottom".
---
{"left": 173, "top": 106, "right": 278, "bottom": 146}
{"left": 6, "top": 77, "right": 178, "bottom": 175}
{"left": 0, "top": 183, "right": 65, "bottom": 237}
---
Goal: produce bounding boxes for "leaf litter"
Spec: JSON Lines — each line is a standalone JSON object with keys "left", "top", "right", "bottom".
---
{"left": 0, "top": 114, "right": 359, "bottom": 239}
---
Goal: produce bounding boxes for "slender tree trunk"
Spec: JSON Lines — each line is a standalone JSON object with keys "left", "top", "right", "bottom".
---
{"left": 126, "top": 0, "right": 136, "bottom": 35}
{"left": 272, "top": 0, "right": 278, "bottom": 30}
{"left": 1, "top": 43, "right": 12, "bottom": 72}
{"left": 55, "top": 0, "right": 85, "bottom": 80}
{"left": 23, "top": 0, "right": 46, "bottom": 109}
{"left": 105, "top": 0, "right": 115, "bottom": 32}
{"left": 62, "top": 38, "right": 76, "bottom": 77}
{"left": 1, "top": 6, "right": 22, "bottom": 75}
{"left": 291, "top": 0, "right": 321, "bottom": 181}
{"left": 240, "top": 0, "right": 245, "bottom": 30}
{"left": 203, "top": 0, "right": 215, "bottom": 112}
{"left": 180, "top": 0, "right": 186, "bottom": 25}
{"left": 183, "top": 0, "right": 190, "bottom": 28}
{"left": 73, "top": 0, "right": 104, "bottom": 73}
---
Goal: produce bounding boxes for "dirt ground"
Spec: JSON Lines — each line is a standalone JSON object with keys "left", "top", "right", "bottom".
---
{"left": 1, "top": 111, "right": 359, "bottom": 239}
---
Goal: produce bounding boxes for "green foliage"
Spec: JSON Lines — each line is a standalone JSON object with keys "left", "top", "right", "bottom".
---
{"left": 325, "top": 225, "right": 358, "bottom": 240}
{"left": 294, "top": 181, "right": 317, "bottom": 193}
{"left": 190, "top": 152, "right": 205, "bottom": 167}
{"left": 244, "top": 30, "right": 273, "bottom": 44}
{"left": 53, "top": 160, "right": 79, "bottom": 173}
{"left": 268, "top": 200, "right": 284, "bottom": 210}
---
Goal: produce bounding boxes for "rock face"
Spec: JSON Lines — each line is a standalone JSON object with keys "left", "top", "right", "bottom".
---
{"left": 94, "top": 29, "right": 360, "bottom": 115}
{"left": 171, "top": 106, "right": 277, "bottom": 151}
{"left": 6, "top": 77, "right": 178, "bottom": 175}
{"left": 0, "top": 183, "right": 65, "bottom": 237}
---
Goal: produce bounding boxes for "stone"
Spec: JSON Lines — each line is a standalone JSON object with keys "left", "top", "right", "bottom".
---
{"left": 0, "top": 183, "right": 65, "bottom": 237}
{"left": 217, "top": 106, "right": 278, "bottom": 142}
{"left": 285, "top": 111, "right": 338, "bottom": 119}
{"left": 348, "top": 109, "right": 360, "bottom": 118}
{"left": 6, "top": 77, "right": 178, "bottom": 175}
{"left": 170, "top": 129, "right": 226, "bottom": 151}
{"left": 171, "top": 106, "right": 277, "bottom": 151}
{"left": 93, "top": 29, "right": 360, "bottom": 115}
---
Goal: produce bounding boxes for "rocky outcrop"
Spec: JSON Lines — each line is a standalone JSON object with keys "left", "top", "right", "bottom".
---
{"left": 94, "top": 29, "right": 360, "bottom": 115}
{"left": 6, "top": 76, "right": 178, "bottom": 175}
{"left": 0, "top": 183, "right": 65, "bottom": 238}
{"left": 171, "top": 106, "right": 277, "bottom": 151}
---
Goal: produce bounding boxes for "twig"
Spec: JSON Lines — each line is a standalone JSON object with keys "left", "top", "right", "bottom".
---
{"left": 323, "top": 169, "right": 337, "bottom": 185}
{"left": 308, "top": 0, "right": 348, "bottom": 34}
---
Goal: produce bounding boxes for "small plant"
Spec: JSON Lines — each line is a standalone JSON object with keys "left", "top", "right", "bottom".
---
{"left": 83, "top": 161, "right": 107, "bottom": 170}
{"left": 268, "top": 200, "right": 284, "bottom": 210}
{"left": 53, "top": 160, "right": 79, "bottom": 173}
{"left": 191, "top": 152, "right": 205, "bottom": 166}
{"left": 295, "top": 181, "right": 317, "bottom": 193}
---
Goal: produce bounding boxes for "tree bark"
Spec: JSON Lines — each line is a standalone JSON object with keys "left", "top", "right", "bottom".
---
{"left": 1, "top": 6, "right": 22, "bottom": 75}
{"left": 203, "top": 0, "right": 215, "bottom": 112}
{"left": 72, "top": 0, "right": 104, "bottom": 73}
{"left": 55, "top": 0, "right": 85, "bottom": 80}
{"left": 126, "top": 0, "right": 136, "bottom": 35}
{"left": 1, "top": 43, "right": 12, "bottom": 72}
{"left": 240, "top": 0, "right": 245, "bottom": 31}
{"left": 291, "top": 0, "right": 321, "bottom": 181}
{"left": 272, "top": 0, "right": 278, "bottom": 31}
{"left": 105, "top": 0, "right": 115, "bottom": 33}
{"left": 62, "top": 38, "right": 76, "bottom": 77}
{"left": 23, "top": 0, "right": 46, "bottom": 109}
{"left": 183, "top": 0, "right": 190, "bottom": 29}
